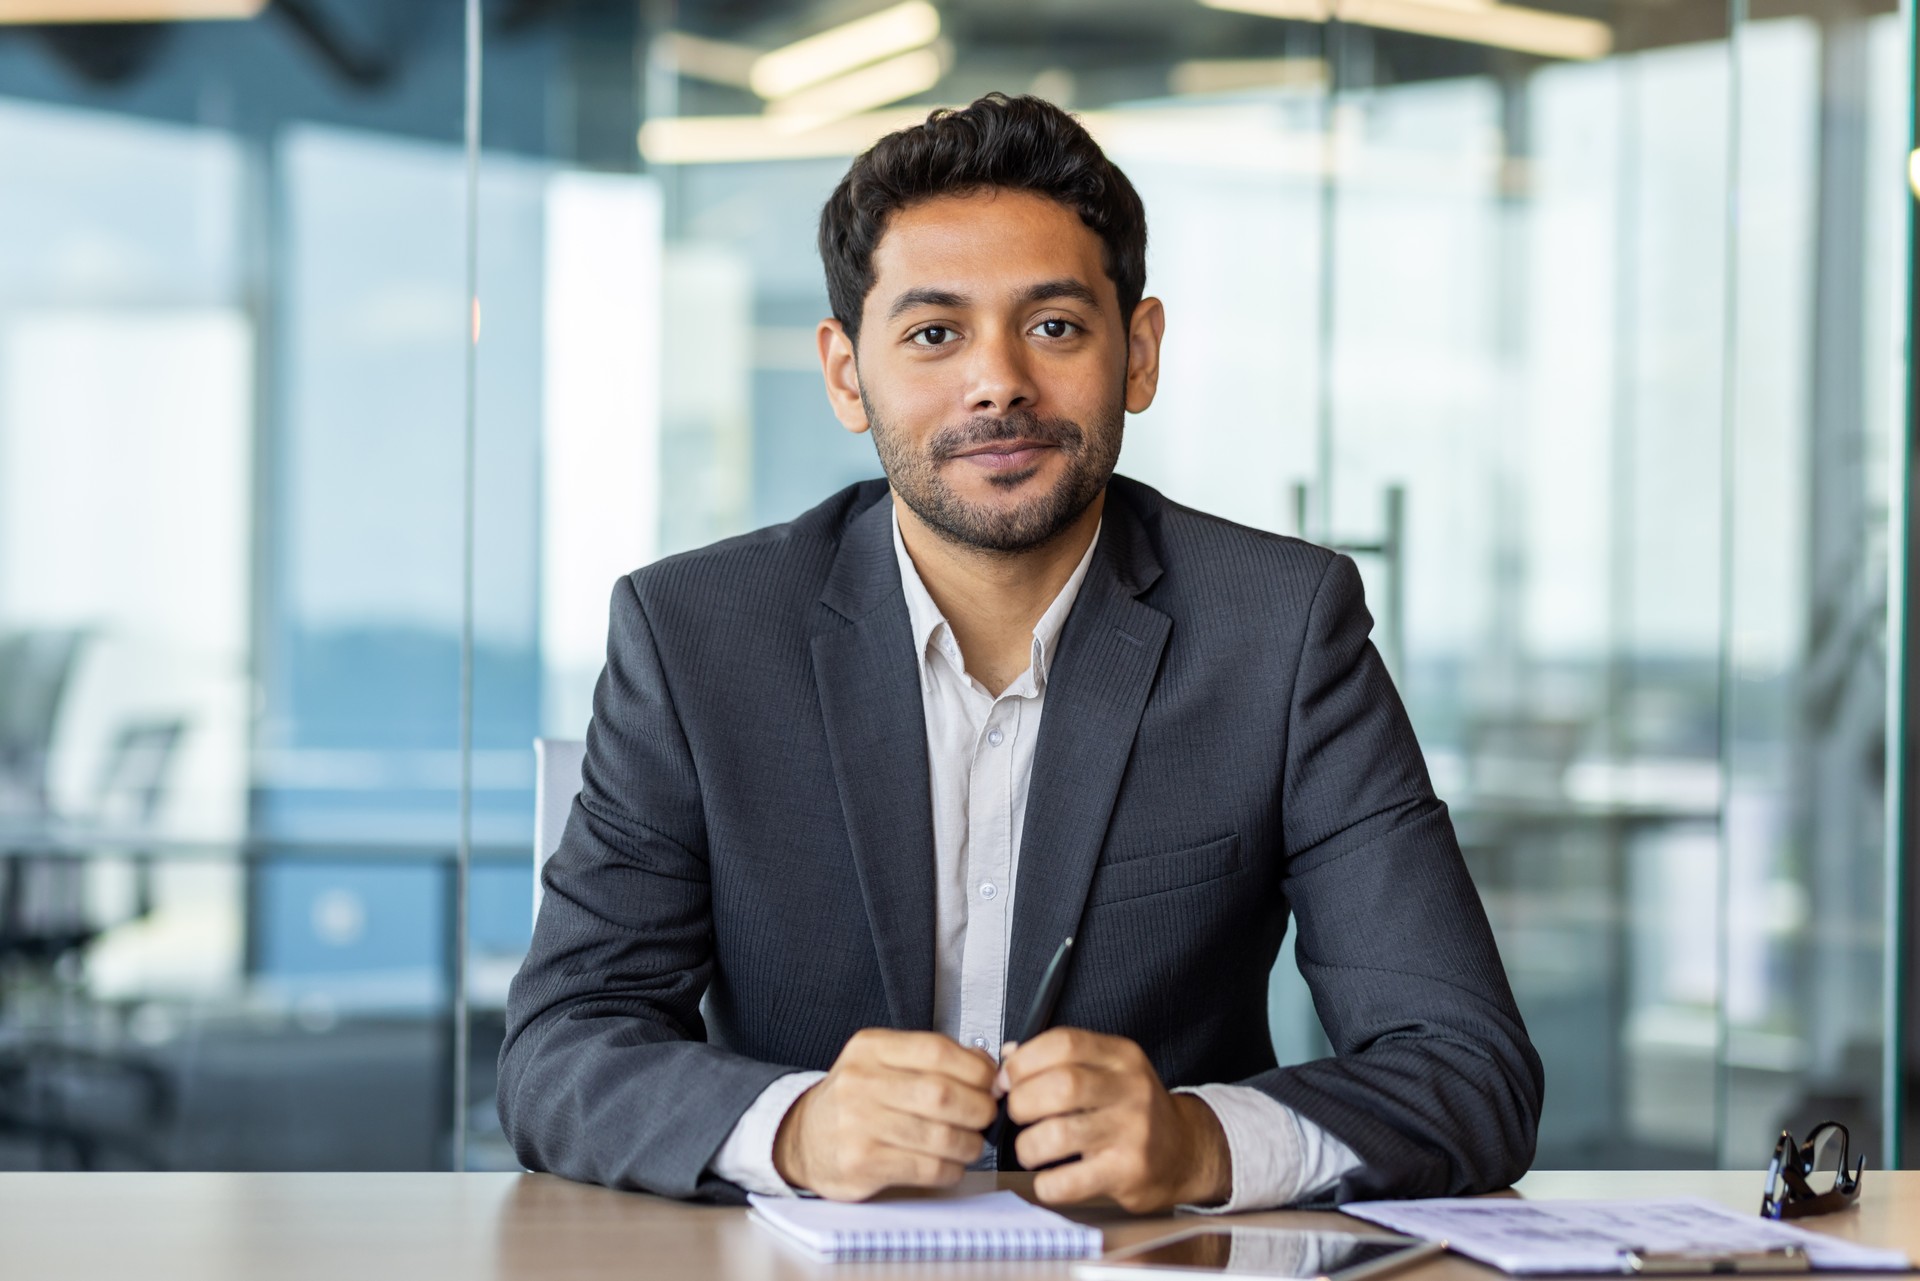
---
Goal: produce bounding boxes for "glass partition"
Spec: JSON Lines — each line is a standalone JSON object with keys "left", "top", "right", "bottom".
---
{"left": 0, "top": 6, "right": 472, "bottom": 1169}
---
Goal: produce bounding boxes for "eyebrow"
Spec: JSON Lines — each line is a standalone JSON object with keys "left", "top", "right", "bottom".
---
{"left": 886, "top": 287, "right": 965, "bottom": 321}
{"left": 883, "top": 277, "right": 1104, "bottom": 323}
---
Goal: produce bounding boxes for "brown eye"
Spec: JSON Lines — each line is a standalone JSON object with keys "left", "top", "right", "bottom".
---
{"left": 1035, "top": 319, "right": 1075, "bottom": 339}
{"left": 912, "top": 326, "right": 953, "bottom": 346}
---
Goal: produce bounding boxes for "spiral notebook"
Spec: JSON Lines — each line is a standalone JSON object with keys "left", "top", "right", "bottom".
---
{"left": 748, "top": 1189, "right": 1105, "bottom": 1262}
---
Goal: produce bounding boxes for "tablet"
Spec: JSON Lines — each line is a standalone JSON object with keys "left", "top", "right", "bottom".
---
{"left": 1075, "top": 1227, "right": 1444, "bottom": 1281}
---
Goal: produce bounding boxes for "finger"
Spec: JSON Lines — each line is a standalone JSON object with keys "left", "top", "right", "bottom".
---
{"left": 864, "top": 1146, "right": 968, "bottom": 1192}
{"left": 869, "top": 1065, "right": 998, "bottom": 1129}
{"left": 1003, "top": 1027, "right": 1124, "bottom": 1086}
{"left": 867, "top": 1106, "right": 987, "bottom": 1165}
{"left": 1006, "top": 1063, "right": 1119, "bottom": 1124}
{"left": 1032, "top": 1147, "right": 1132, "bottom": 1206}
{"left": 872, "top": 1032, "right": 998, "bottom": 1089}
{"left": 820, "top": 1146, "right": 965, "bottom": 1199}
{"left": 1014, "top": 1109, "right": 1109, "bottom": 1170}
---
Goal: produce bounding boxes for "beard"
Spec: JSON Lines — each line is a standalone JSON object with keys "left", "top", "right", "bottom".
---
{"left": 864, "top": 388, "right": 1124, "bottom": 555}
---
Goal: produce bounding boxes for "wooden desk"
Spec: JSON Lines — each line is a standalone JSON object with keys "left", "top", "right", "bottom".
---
{"left": 2, "top": 1170, "right": 1913, "bottom": 1280}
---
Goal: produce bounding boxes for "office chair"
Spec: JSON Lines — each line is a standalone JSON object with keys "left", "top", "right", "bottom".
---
{"left": 0, "top": 717, "right": 187, "bottom": 1168}
{"left": 0, "top": 628, "right": 88, "bottom": 817}
{"left": 531, "top": 738, "right": 586, "bottom": 926}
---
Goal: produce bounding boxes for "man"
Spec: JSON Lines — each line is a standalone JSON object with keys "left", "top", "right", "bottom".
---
{"left": 499, "top": 93, "right": 1542, "bottom": 1212}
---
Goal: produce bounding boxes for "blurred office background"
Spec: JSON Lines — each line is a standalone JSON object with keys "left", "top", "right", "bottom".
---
{"left": 0, "top": 0, "right": 1912, "bottom": 1174}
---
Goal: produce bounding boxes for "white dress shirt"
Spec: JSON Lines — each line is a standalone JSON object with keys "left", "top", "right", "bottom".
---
{"left": 710, "top": 504, "right": 1362, "bottom": 1209}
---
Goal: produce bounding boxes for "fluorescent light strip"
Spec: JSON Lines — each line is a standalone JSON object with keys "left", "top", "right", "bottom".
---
{"left": 652, "top": 31, "right": 760, "bottom": 90}
{"left": 0, "top": 0, "right": 265, "bottom": 19}
{"left": 1201, "top": 0, "right": 1611, "bottom": 60}
{"left": 1169, "top": 57, "right": 1330, "bottom": 95}
{"left": 766, "top": 46, "right": 946, "bottom": 131}
{"left": 640, "top": 107, "right": 938, "bottom": 165}
{"left": 749, "top": 0, "right": 941, "bottom": 100}
{"left": 1201, "top": 0, "right": 1331, "bottom": 18}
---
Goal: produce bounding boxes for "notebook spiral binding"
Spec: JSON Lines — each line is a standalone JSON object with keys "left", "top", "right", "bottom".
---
{"left": 827, "top": 1226, "right": 1102, "bottom": 1261}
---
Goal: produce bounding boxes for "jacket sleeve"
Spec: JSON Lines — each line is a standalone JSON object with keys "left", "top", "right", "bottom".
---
{"left": 496, "top": 574, "right": 799, "bottom": 1201}
{"left": 1239, "top": 552, "right": 1545, "bottom": 1203}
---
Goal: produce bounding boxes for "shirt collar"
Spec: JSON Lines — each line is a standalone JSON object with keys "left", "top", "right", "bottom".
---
{"left": 890, "top": 503, "right": 1102, "bottom": 694}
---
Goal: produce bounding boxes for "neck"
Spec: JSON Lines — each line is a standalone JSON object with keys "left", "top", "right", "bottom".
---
{"left": 894, "top": 490, "right": 1104, "bottom": 697}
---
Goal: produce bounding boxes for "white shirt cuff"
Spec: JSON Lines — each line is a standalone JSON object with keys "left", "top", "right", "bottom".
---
{"left": 707, "top": 1070, "right": 828, "bottom": 1197}
{"left": 1173, "top": 1084, "right": 1364, "bottom": 1212}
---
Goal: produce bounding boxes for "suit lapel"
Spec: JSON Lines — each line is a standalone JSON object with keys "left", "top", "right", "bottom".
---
{"left": 812, "top": 496, "right": 938, "bottom": 1030}
{"left": 1004, "top": 494, "right": 1170, "bottom": 1041}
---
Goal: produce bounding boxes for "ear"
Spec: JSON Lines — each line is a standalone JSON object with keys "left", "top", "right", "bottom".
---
{"left": 1123, "top": 297, "right": 1166, "bottom": 415}
{"left": 817, "top": 319, "right": 870, "bottom": 434}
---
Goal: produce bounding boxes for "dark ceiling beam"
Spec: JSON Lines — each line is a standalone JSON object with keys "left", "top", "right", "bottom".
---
{"left": 271, "top": 0, "right": 390, "bottom": 88}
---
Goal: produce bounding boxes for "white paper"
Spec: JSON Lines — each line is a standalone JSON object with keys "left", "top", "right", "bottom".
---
{"left": 1340, "top": 1197, "right": 1910, "bottom": 1274}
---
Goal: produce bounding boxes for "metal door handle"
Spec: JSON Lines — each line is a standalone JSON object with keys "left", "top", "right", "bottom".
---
{"left": 1291, "top": 482, "right": 1405, "bottom": 674}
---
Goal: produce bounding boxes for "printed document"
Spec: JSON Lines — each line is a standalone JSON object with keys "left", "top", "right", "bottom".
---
{"left": 1341, "top": 1197, "right": 1909, "bottom": 1274}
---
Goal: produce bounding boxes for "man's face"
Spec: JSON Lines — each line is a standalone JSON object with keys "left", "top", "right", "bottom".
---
{"left": 817, "top": 189, "right": 1162, "bottom": 554}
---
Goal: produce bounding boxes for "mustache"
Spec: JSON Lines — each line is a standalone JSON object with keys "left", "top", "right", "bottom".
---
{"left": 928, "top": 411, "right": 1085, "bottom": 461}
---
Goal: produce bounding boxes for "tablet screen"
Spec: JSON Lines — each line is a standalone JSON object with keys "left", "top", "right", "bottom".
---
{"left": 1096, "top": 1228, "right": 1436, "bottom": 1280}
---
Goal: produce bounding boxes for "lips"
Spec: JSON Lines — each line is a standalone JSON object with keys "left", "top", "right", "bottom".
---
{"left": 951, "top": 437, "right": 1053, "bottom": 458}
{"left": 948, "top": 439, "right": 1056, "bottom": 472}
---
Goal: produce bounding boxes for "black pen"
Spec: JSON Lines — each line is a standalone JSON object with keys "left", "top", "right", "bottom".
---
{"left": 988, "top": 935, "right": 1076, "bottom": 1161}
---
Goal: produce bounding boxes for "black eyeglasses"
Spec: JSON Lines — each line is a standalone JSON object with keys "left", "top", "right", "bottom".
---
{"left": 1759, "top": 1122, "right": 1863, "bottom": 1220}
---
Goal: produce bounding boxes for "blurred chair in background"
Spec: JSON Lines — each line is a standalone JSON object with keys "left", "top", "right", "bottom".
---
{"left": 0, "top": 629, "right": 89, "bottom": 820}
{"left": 0, "top": 710, "right": 188, "bottom": 1169}
{"left": 531, "top": 738, "right": 585, "bottom": 928}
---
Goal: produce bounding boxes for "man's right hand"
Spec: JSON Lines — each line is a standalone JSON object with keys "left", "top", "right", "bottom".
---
{"left": 772, "top": 1029, "right": 998, "bottom": 1200}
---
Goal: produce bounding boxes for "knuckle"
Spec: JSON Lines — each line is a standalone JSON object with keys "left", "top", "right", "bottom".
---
{"left": 935, "top": 1122, "right": 968, "bottom": 1159}
{"left": 1014, "top": 1127, "right": 1039, "bottom": 1168}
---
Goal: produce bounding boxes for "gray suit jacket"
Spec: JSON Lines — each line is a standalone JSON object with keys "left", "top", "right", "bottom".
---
{"left": 498, "top": 476, "right": 1543, "bottom": 1204}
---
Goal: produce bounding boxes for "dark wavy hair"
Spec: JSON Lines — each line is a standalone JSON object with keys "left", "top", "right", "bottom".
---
{"left": 818, "top": 93, "right": 1149, "bottom": 344}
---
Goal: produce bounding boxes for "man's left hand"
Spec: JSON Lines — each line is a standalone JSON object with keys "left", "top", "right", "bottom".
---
{"left": 998, "top": 1027, "right": 1232, "bottom": 1213}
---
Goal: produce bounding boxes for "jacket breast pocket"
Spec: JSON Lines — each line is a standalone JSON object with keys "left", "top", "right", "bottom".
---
{"left": 1085, "top": 834, "right": 1243, "bottom": 907}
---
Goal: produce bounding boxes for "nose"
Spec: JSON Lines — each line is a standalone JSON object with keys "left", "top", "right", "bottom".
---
{"left": 962, "top": 327, "right": 1038, "bottom": 416}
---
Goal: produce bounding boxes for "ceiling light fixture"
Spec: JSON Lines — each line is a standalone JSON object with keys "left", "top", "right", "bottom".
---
{"left": 1200, "top": 0, "right": 1612, "bottom": 60}
{"left": 640, "top": 106, "right": 938, "bottom": 166}
{"left": 1169, "top": 57, "right": 1330, "bottom": 95}
{"left": 766, "top": 45, "right": 946, "bottom": 131}
{"left": 749, "top": 0, "right": 941, "bottom": 100}
{"left": 652, "top": 31, "right": 759, "bottom": 90}
{"left": 0, "top": 0, "right": 266, "bottom": 20}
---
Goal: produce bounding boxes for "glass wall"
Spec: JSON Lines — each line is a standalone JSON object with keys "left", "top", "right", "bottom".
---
{"left": 0, "top": 0, "right": 1911, "bottom": 1173}
{"left": 0, "top": 2, "right": 482, "bottom": 1169}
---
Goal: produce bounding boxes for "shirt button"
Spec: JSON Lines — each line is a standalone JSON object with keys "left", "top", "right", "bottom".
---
{"left": 979, "top": 882, "right": 997, "bottom": 900}
{"left": 972, "top": 1037, "right": 988, "bottom": 1050}
{"left": 987, "top": 728, "right": 1005, "bottom": 747}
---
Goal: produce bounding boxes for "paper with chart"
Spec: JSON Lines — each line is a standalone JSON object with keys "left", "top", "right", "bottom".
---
{"left": 1340, "top": 1197, "right": 1910, "bottom": 1274}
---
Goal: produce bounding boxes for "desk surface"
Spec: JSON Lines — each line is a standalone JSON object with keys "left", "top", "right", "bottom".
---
{"left": 2, "top": 1170, "right": 1913, "bottom": 1280}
